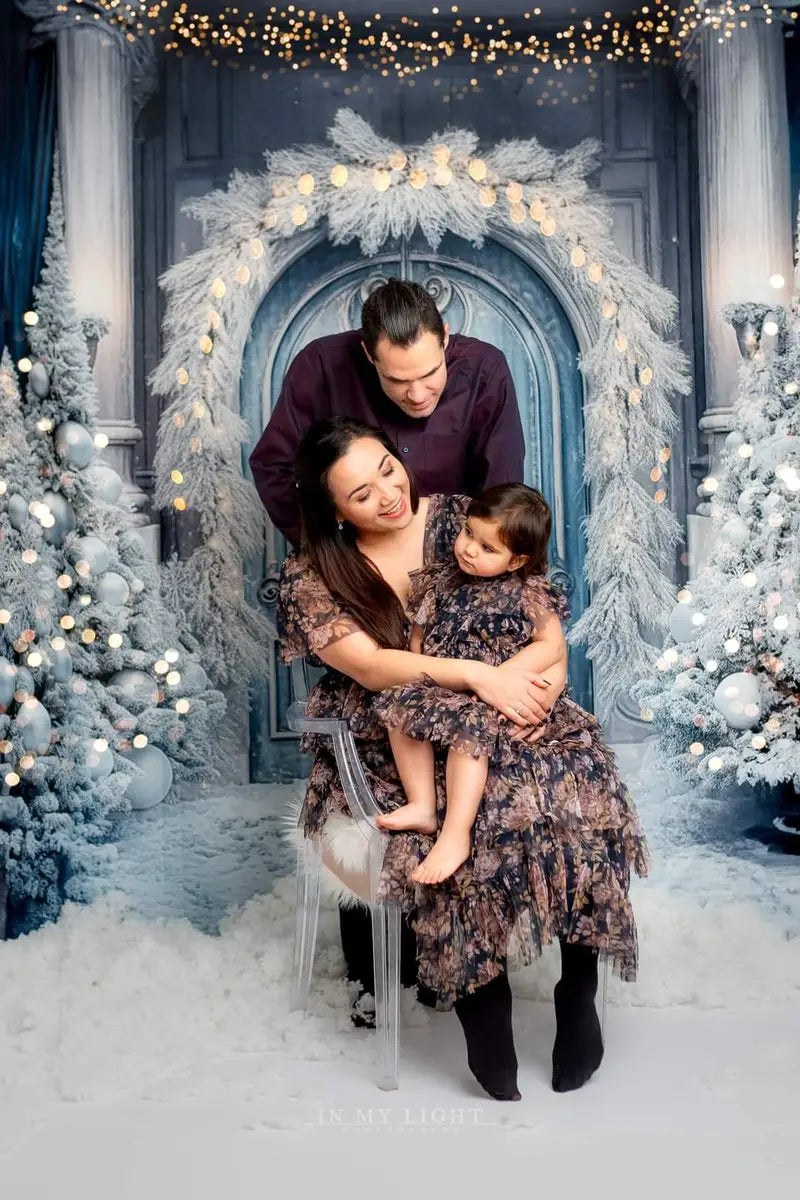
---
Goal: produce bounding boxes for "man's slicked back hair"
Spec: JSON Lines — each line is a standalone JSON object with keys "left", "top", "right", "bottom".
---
{"left": 361, "top": 278, "right": 446, "bottom": 358}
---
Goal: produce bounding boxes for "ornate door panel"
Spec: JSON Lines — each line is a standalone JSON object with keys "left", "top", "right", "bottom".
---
{"left": 241, "top": 234, "right": 589, "bottom": 782}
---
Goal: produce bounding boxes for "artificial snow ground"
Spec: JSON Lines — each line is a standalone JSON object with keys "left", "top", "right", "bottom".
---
{"left": 1, "top": 742, "right": 799, "bottom": 1197}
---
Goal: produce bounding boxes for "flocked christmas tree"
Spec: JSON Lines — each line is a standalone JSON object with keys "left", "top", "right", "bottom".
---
{"left": 633, "top": 299, "right": 800, "bottom": 805}
{"left": 0, "top": 158, "right": 225, "bottom": 934}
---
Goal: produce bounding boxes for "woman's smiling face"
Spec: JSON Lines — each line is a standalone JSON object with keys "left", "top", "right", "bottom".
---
{"left": 327, "top": 436, "right": 414, "bottom": 534}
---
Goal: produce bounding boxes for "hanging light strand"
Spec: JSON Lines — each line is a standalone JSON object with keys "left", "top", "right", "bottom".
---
{"left": 54, "top": 4, "right": 799, "bottom": 81}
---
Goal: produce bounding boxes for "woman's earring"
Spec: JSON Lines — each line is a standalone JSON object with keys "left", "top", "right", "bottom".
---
{"left": 337, "top": 520, "right": 344, "bottom": 532}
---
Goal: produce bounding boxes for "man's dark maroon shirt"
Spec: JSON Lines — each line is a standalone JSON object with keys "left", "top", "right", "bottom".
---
{"left": 249, "top": 330, "right": 525, "bottom": 546}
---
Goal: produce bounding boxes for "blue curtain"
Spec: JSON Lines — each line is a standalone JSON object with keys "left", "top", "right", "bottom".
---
{"left": 788, "top": 36, "right": 800, "bottom": 232}
{"left": 0, "top": 6, "right": 56, "bottom": 360}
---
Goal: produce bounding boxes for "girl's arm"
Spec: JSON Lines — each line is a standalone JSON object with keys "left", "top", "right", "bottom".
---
{"left": 501, "top": 607, "right": 568, "bottom": 717}
{"left": 508, "top": 608, "right": 566, "bottom": 675}
{"left": 316, "top": 631, "right": 552, "bottom": 728}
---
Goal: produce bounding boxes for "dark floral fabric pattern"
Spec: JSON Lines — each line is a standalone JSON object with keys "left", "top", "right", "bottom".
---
{"left": 373, "top": 561, "right": 572, "bottom": 759}
{"left": 276, "top": 494, "right": 650, "bottom": 1009}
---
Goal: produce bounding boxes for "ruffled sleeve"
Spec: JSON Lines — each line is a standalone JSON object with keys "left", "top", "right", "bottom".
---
{"left": 405, "top": 563, "right": 448, "bottom": 628}
{"left": 277, "top": 553, "right": 362, "bottom": 664}
{"left": 521, "top": 574, "right": 571, "bottom": 626}
{"left": 424, "top": 493, "right": 470, "bottom": 564}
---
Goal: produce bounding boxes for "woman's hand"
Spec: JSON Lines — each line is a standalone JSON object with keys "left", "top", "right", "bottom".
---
{"left": 506, "top": 655, "right": 567, "bottom": 740}
{"left": 468, "top": 662, "right": 552, "bottom": 728}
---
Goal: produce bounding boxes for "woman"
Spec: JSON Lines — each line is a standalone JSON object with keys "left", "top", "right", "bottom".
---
{"left": 278, "top": 417, "right": 649, "bottom": 1100}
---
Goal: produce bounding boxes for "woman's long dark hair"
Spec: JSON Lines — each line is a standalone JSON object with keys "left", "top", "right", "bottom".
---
{"left": 294, "top": 417, "right": 420, "bottom": 649}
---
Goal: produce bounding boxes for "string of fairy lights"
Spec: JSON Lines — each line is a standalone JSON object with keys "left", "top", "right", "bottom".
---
{"left": 51, "top": 3, "right": 799, "bottom": 82}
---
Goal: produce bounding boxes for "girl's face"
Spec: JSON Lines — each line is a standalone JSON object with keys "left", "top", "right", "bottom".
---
{"left": 454, "top": 515, "right": 527, "bottom": 578}
{"left": 327, "top": 436, "right": 414, "bottom": 534}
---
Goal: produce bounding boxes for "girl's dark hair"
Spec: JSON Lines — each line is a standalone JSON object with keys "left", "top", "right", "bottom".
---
{"left": 294, "top": 417, "right": 420, "bottom": 649}
{"left": 361, "top": 279, "right": 445, "bottom": 359}
{"left": 467, "top": 483, "right": 551, "bottom": 576}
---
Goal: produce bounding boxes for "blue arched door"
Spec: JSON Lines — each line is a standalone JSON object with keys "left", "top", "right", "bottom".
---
{"left": 241, "top": 232, "right": 590, "bottom": 782}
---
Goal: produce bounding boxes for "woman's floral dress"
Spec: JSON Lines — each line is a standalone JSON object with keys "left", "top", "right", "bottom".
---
{"left": 277, "top": 494, "right": 650, "bottom": 1010}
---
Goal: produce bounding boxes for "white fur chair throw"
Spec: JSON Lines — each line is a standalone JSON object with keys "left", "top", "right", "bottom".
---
{"left": 280, "top": 794, "right": 371, "bottom": 911}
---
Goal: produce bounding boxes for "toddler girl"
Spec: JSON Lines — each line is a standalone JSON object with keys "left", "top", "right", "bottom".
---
{"left": 374, "top": 483, "right": 567, "bottom": 884}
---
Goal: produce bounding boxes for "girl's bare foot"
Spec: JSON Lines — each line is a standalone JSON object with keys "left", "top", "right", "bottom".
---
{"left": 376, "top": 801, "right": 437, "bottom": 835}
{"left": 411, "top": 828, "right": 472, "bottom": 884}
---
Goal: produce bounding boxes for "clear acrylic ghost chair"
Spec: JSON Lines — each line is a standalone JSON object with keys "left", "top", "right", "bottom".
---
{"left": 599, "top": 954, "right": 609, "bottom": 1034}
{"left": 286, "top": 658, "right": 401, "bottom": 1092}
{"left": 286, "top": 664, "right": 611, "bottom": 1087}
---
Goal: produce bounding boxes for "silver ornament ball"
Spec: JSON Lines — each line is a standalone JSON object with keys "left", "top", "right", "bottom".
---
{"left": 82, "top": 739, "right": 114, "bottom": 781}
{"left": 120, "top": 743, "right": 173, "bottom": 809}
{"left": 7, "top": 493, "right": 29, "bottom": 533}
{"left": 713, "top": 671, "right": 761, "bottom": 730}
{"left": 54, "top": 420, "right": 94, "bottom": 469}
{"left": 71, "top": 535, "right": 112, "bottom": 576}
{"left": 720, "top": 516, "right": 749, "bottom": 547}
{"left": 0, "top": 658, "right": 16, "bottom": 707}
{"left": 178, "top": 660, "right": 209, "bottom": 692}
{"left": 41, "top": 489, "right": 75, "bottom": 547}
{"left": 29, "top": 361, "right": 50, "bottom": 398}
{"left": 107, "top": 669, "right": 159, "bottom": 706}
{"left": 15, "top": 698, "right": 52, "bottom": 754}
{"left": 89, "top": 464, "right": 124, "bottom": 505}
{"left": 51, "top": 648, "right": 73, "bottom": 683}
{"left": 95, "top": 571, "right": 130, "bottom": 607}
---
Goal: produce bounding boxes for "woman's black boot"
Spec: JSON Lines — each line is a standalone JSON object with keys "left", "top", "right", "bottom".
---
{"left": 338, "top": 903, "right": 427, "bottom": 1027}
{"left": 552, "top": 940, "right": 604, "bottom": 1092}
{"left": 454, "top": 971, "right": 521, "bottom": 1101}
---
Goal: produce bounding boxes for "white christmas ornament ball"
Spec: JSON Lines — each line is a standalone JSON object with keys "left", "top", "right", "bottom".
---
{"left": 29, "top": 361, "right": 50, "bottom": 398}
{"left": 107, "top": 669, "right": 159, "bottom": 706}
{"left": 95, "top": 571, "right": 130, "bottom": 606}
{"left": 724, "top": 430, "right": 745, "bottom": 450}
{"left": 41, "top": 490, "right": 75, "bottom": 547}
{"left": 713, "top": 672, "right": 761, "bottom": 729}
{"left": 720, "top": 516, "right": 749, "bottom": 547}
{"left": 70, "top": 536, "right": 112, "bottom": 576}
{"left": 54, "top": 421, "right": 94, "bottom": 469}
{"left": 120, "top": 744, "right": 173, "bottom": 809}
{"left": 7, "top": 493, "right": 29, "bottom": 532}
{"left": 89, "top": 464, "right": 124, "bottom": 505}
{"left": 668, "top": 602, "right": 701, "bottom": 644}
{"left": 16, "top": 699, "right": 52, "bottom": 753}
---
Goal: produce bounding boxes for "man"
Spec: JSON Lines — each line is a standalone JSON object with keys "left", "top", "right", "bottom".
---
{"left": 251, "top": 278, "right": 532, "bottom": 1024}
{"left": 249, "top": 277, "right": 525, "bottom": 547}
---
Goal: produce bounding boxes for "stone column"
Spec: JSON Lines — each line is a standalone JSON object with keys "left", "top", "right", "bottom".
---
{"left": 55, "top": 23, "right": 155, "bottom": 544}
{"left": 695, "top": 18, "right": 793, "bottom": 450}
{"left": 684, "top": 11, "right": 794, "bottom": 544}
